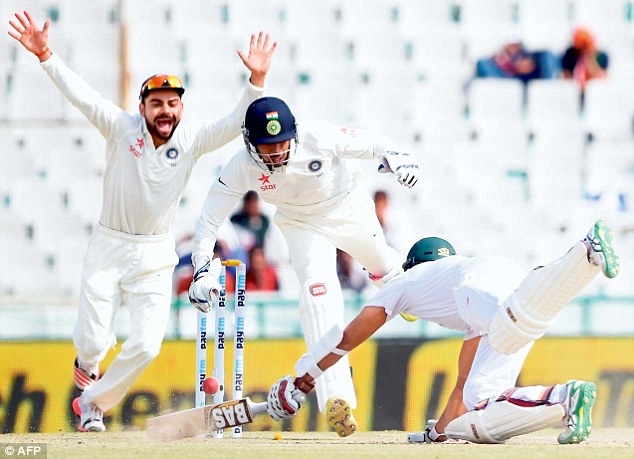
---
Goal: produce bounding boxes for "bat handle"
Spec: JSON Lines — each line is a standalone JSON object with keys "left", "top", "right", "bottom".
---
{"left": 250, "top": 401, "right": 269, "bottom": 415}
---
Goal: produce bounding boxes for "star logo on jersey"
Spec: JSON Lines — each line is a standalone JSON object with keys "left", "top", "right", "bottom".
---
{"left": 258, "top": 173, "right": 271, "bottom": 184}
{"left": 258, "top": 173, "right": 276, "bottom": 191}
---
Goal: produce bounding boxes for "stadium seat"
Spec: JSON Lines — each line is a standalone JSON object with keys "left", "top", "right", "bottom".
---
{"left": 528, "top": 125, "right": 586, "bottom": 220}
{"left": 526, "top": 79, "right": 581, "bottom": 132}
{"left": 345, "top": 31, "right": 409, "bottom": 67}
{"left": 518, "top": 0, "right": 573, "bottom": 50}
{"left": 64, "top": 179, "right": 103, "bottom": 223}
{"left": 63, "top": 27, "right": 120, "bottom": 118}
{"left": 287, "top": 31, "right": 349, "bottom": 69}
{"left": 5, "top": 69, "right": 66, "bottom": 121}
{"left": 458, "top": 0, "right": 519, "bottom": 36}
{"left": 284, "top": 0, "right": 342, "bottom": 37}
{"left": 1, "top": 127, "right": 41, "bottom": 186}
{"left": 0, "top": 241, "right": 62, "bottom": 297}
{"left": 583, "top": 79, "right": 634, "bottom": 141}
{"left": 339, "top": 0, "right": 399, "bottom": 35}
{"left": 170, "top": 0, "right": 223, "bottom": 31}
{"left": 9, "top": 179, "right": 67, "bottom": 219}
{"left": 407, "top": 30, "right": 471, "bottom": 83}
{"left": 467, "top": 78, "right": 525, "bottom": 130}
{"left": 584, "top": 139, "right": 634, "bottom": 213}
{"left": 222, "top": 0, "right": 288, "bottom": 36}
{"left": 397, "top": 0, "right": 459, "bottom": 35}
{"left": 574, "top": 0, "right": 632, "bottom": 34}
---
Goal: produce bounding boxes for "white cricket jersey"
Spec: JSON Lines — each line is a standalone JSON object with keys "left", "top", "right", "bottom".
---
{"left": 193, "top": 120, "right": 398, "bottom": 263}
{"left": 367, "top": 255, "right": 527, "bottom": 339}
{"left": 41, "top": 54, "right": 263, "bottom": 235}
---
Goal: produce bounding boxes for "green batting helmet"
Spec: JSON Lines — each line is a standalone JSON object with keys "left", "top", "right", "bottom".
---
{"left": 403, "top": 237, "right": 456, "bottom": 271}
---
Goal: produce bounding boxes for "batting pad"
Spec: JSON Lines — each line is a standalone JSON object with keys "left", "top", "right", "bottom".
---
{"left": 489, "top": 242, "right": 598, "bottom": 354}
{"left": 298, "top": 279, "right": 356, "bottom": 412}
{"left": 445, "top": 401, "right": 565, "bottom": 443}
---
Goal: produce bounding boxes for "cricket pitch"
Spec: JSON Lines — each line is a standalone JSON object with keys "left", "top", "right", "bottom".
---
{"left": 1, "top": 429, "right": 632, "bottom": 459}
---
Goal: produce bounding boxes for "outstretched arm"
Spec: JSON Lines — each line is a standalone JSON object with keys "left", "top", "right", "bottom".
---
{"left": 267, "top": 306, "right": 387, "bottom": 421}
{"left": 433, "top": 336, "right": 481, "bottom": 438}
{"left": 237, "top": 32, "right": 277, "bottom": 88}
{"left": 8, "top": 10, "right": 52, "bottom": 62}
{"left": 317, "top": 306, "right": 387, "bottom": 372}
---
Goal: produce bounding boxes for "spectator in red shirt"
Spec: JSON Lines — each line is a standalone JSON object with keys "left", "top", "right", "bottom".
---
{"left": 246, "top": 246, "right": 279, "bottom": 291}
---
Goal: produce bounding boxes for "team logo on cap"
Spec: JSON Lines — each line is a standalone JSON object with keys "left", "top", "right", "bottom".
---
{"left": 265, "top": 111, "right": 281, "bottom": 136}
{"left": 438, "top": 248, "right": 451, "bottom": 257}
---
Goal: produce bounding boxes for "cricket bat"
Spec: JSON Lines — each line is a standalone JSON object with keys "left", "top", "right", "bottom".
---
{"left": 146, "top": 397, "right": 267, "bottom": 442}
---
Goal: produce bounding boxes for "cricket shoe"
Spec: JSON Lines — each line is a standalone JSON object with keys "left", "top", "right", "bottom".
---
{"left": 74, "top": 358, "right": 100, "bottom": 391}
{"left": 73, "top": 396, "right": 106, "bottom": 432}
{"left": 557, "top": 380, "right": 596, "bottom": 444}
{"left": 326, "top": 396, "right": 358, "bottom": 437}
{"left": 584, "top": 219, "right": 620, "bottom": 279}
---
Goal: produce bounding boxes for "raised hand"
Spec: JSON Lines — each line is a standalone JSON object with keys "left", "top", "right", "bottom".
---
{"left": 237, "top": 32, "right": 277, "bottom": 87}
{"left": 8, "top": 10, "right": 50, "bottom": 56}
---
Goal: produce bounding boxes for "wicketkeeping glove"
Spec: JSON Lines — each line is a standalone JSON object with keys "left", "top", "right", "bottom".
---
{"left": 378, "top": 150, "right": 419, "bottom": 188}
{"left": 267, "top": 375, "right": 306, "bottom": 421}
{"left": 188, "top": 257, "right": 222, "bottom": 313}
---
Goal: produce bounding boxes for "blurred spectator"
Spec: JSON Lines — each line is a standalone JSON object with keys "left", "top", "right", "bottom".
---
{"left": 476, "top": 41, "right": 558, "bottom": 84}
{"left": 230, "top": 190, "right": 270, "bottom": 250}
{"left": 561, "top": 27, "right": 608, "bottom": 90}
{"left": 373, "top": 190, "right": 416, "bottom": 255}
{"left": 245, "top": 246, "right": 279, "bottom": 291}
{"left": 336, "top": 249, "right": 369, "bottom": 293}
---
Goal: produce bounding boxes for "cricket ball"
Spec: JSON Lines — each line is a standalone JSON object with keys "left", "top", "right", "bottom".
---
{"left": 202, "top": 377, "right": 220, "bottom": 395}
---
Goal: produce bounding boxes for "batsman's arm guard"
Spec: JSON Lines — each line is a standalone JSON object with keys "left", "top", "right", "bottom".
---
{"left": 295, "top": 323, "right": 348, "bottom": 379}
{"left": 488, "top": 242, "right": 599, "bottom": 354}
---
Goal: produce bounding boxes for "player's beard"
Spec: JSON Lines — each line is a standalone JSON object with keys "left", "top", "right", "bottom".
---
{"left": 147, "top": 115, "right": 180, "bottom": 141}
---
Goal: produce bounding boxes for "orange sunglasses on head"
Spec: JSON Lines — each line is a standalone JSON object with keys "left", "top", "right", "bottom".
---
{"left": 139, "top": 74, "right": 185, "bottom": 99}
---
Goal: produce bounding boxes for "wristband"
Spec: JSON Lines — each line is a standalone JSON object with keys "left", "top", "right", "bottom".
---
{"left": 36, "top": 48, "right": 50, "bottom": 59}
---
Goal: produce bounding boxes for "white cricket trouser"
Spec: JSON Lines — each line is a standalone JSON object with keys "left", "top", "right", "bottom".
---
{"left": 276, "top": 190, "right": 403, "bottom": 411}
{"left": 74, "top": 224, "right": 178, "bottom": 411}
{"left": 451, "top": 257, "right": 532, "bottom": 409}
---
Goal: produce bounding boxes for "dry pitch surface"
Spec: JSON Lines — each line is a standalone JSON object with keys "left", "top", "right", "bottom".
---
{"left": 2, "top": 429, "right": 632, "bottom": 459}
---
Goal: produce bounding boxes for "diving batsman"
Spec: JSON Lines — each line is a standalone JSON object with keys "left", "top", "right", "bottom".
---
{"left": 264, "top": 220, "right": 619, "bottom": 442}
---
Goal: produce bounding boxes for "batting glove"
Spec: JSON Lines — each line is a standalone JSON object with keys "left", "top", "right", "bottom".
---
{"left": 188, "top": 257, "right": 222, "bottom": 313}
{"left": 378, "top": 151, "right": 420, "bottom": 188}
{"left": 407, "top": 419, "right": 446, "bottom": 443}
{"left": 267, "top": 376, "right": 305, "bottom": 421}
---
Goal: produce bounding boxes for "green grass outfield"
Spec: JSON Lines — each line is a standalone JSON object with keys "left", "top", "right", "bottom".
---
{"left": 1, "top": 429, "right": 632, "bottom": 459}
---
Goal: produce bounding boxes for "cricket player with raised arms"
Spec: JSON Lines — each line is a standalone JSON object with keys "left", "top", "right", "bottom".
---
{"left": 263, "top": 219, "right": 619, "bottom": 443}
{"left": 8, "top": 9, "right": 276, "bottom": 432}
{"left": 188, "top": 96, "right": 420, "bottom": 436}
